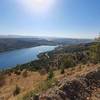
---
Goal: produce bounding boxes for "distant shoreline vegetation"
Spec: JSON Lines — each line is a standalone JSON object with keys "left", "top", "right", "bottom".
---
{"left": 0, "top": 38, "right": 92, "bottom": 53}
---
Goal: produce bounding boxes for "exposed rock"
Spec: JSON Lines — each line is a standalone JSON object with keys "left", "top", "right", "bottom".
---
{"left": 38, "top": 68, "right": 100, "bottom": 100}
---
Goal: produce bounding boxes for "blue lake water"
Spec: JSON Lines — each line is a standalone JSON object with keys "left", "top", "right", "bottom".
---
{"left": 0, "top": 45, "right": 57, "bottom": 69}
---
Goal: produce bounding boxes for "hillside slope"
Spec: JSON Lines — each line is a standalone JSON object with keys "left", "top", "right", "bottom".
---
{"left": 0, "top": 64, "right": 100, "bottom": 100}
{"left": 39, "top": 64, "right": 100, "bottom": 100}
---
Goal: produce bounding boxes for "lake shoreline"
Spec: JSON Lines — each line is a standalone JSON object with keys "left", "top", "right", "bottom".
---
{"left": 0, "top": 44, "right": 57, "bottom": 54}
{"left": 0, "top": 45, "right": 57, "bottom": 69}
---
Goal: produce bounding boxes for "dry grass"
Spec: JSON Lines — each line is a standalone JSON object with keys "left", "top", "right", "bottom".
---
{"left": 0, "top": 71, "right": 47, "bottom": 100}
{"left": 0, "top": 64, "right": 100, "bottom": 100}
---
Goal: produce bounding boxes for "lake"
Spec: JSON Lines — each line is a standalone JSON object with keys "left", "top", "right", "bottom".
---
{"left": 0, "top": 45, "right": 57, "bottom": 69}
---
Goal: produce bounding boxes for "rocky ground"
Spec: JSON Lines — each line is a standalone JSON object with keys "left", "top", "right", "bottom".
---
{"left": 35, "top": 65, "right": 100, "bottom": 100}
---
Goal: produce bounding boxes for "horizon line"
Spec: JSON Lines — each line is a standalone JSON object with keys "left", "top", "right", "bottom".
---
{"left": 0, "top": 34, "right": 95, "bottom": 39}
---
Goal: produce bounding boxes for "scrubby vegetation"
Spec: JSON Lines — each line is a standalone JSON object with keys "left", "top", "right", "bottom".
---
{"left": 47, "top": 69, "right": 54, "bottom": 80}
{"left": 60, "top": 64, "right": 65, "bottom": 74}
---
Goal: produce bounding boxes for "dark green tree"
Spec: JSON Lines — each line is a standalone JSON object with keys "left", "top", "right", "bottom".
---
{"left": 47, "top": 69, "right": 54, "bottom": 80}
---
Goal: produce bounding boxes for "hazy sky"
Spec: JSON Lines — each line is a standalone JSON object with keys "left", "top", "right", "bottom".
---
{"left": 0, "top": 0, "right": 100, "bottom": 38}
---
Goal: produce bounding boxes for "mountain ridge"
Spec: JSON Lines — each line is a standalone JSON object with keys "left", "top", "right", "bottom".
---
{"left": 0, "top": 36, "right": 93, "bottom": 53}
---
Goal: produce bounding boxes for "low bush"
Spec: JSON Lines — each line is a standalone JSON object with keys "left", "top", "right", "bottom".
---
{"left": 47, "top": 69, "right": 54, "bottom": 80}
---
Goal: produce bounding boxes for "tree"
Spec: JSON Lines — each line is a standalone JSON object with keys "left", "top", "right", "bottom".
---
{"left": 47, "top": 69, "right": 54, "bottom": 80}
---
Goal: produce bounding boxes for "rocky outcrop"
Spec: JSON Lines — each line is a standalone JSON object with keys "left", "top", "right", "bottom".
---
{"left": 38, "top": 68, "right": 100, "bottom": 100}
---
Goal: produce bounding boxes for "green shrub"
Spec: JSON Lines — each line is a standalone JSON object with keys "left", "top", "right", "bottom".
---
{"left": 60, "top": 63, "right": 65, "bottom": 74}
{"left": 47, "top": 69, "right": 54, "bottom": 80}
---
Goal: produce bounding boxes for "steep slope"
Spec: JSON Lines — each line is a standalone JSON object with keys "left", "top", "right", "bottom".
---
{"left": 39, "top": 66, "right": 100, "bottom": 100}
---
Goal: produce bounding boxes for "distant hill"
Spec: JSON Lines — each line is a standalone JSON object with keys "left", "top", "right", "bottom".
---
{"left": 0, "top": 35, "right": 93, "bottom": 52}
